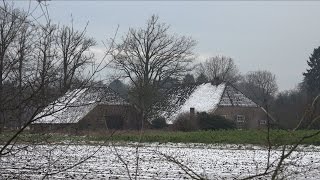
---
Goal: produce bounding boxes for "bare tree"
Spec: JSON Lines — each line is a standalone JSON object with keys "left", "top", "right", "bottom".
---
{"left": 32, "top": 23, "right": 59, "bottom": 106}
{"left": 112, "top": 15, "right": 196, "bottom": 124}
{"left": 11, "top": 23, "right": 35, "bottom": 128}
{"left": 109, "top": 15, "right": 196, "bottom": 180}
{"left": 238, "top": 70, "right": 278, "bottom": 168}
{"left": 197, "top": 56, "right": 240, "bottom": 84}
{"left": 0, "top": 2, "right": 28, "bottom": 132}
{"left": 240, "top": 70, "right": 278, "bottom": 108}
{"left": 0, "top": 1, "right": 118, "bottom": 179}
{"left": 56, "top": 23, "right": 96, "bottom": 93}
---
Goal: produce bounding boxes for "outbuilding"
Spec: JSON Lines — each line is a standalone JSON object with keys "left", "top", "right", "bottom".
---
{"left": 31, "top": 86, "right": 140, "bottom": 133}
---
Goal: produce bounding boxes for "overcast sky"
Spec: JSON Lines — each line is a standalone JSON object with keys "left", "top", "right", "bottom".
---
{"left": 15, "top": 1, "right": 320, "bottom": 92}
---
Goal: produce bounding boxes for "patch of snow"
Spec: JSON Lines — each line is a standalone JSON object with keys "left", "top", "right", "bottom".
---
{"left": 1, "top": 143, "right": 320, "bottom": 179}
{"left": 180, "top": 83, "right": 225, "bottom": 113}
{"left": 168, "top": 83, "right": 225, "bottom": 122}
{"left": 34, "top": 88, "right": 88, "bottom": 124}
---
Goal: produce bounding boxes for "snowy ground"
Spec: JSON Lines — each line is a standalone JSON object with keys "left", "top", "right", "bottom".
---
{"left": 1, "top": 143, "right": 320, "bottom": 179}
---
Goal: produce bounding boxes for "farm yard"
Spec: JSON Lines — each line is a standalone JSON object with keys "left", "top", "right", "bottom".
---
{"left": 1, "top": 142, "right": 320, "bottom": 179}
{"left": 2, "top": 1, "right": 320, "bottom": 179}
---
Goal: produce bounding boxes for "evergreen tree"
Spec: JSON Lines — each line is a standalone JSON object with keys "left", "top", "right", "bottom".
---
{"left": 196, "top": 73, "right": 208, "bottom": 84}
{"left": 182, "top": 74, "right": 195, "bottom": 84}
{"left": 303, "top": 46, "right": 320, "bottom": 95}
{"left": 109, "top": 79, "right": 129, "bottom": 98}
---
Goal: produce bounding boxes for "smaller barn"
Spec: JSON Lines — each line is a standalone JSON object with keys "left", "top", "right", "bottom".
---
{"left": 157, "top": 82, "right": 268, "bottom": 129}
{"left": 31, "top": 87, "right": 140, "bottom": 132}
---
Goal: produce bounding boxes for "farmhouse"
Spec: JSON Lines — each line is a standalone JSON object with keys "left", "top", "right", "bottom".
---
{"left": 32, "top": 82, "right": 267, "bottom": 131}
{"left": 158, "top": 82, "right": 268, "bottom": 129}
{"left": 31, "top": 87, "right": 140, "bottom": 132}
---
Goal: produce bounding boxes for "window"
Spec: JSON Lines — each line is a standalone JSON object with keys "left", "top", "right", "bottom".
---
{"left": 105, "top": 115, "right": 124, "bottom": 129}
{"left": 234, "top": 94, "right": 244, "bottom": 104}
{"left": 259, "top": 120, "right": 267, "bottom": 125}
{"left": 220, "top": 115, "right": 227, "bottom": 119}
{"left": 236, "top": 115, "right": 245, "bottom": 123}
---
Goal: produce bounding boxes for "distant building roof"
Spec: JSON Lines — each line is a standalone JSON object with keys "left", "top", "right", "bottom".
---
{"left": 156, "top": 82, "right": 258, "bottom": 123}
{"left": 33, "top": 87, "right": 129, "bottom": 124}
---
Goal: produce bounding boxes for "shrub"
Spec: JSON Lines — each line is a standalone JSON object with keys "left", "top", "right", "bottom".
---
{"left": 197, "top": 112, "right": 235, "bottom": 130}
{"left": 171, "top": 113, "right": 198, "bottom": 131}
{"left": 151, "top": 117, "right": 167, "bottom": 129}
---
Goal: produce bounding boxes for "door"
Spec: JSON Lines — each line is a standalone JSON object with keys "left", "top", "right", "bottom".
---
{"left": 105, "top": 115, "right": 124, "bottom": 129}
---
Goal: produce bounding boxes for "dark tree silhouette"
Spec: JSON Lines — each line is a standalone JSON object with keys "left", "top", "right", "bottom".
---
{"left": 112, "top": 15, "right": 196, "bottom": 124}
{"left": 303, "top": 46, "right": 320, "bottom": 96}
{"left": 182, "top": 74, "right": 195, "bottom": 84}
{"left": 197, "top": 56, "right": 240, "bottom": 84}
{"left": 196, "top": 73, "right": 208, "bottom": 84}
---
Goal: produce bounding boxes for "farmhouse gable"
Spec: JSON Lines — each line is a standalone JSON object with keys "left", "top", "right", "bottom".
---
{"left": 32, "top": 86, "right": 140, "bottom": 132}
{"left": 158, "top": 82, "right": 266, "bottom": 129}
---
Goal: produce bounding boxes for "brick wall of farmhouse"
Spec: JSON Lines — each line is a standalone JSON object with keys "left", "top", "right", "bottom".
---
{"left": 214, "top": 106, "right": 267, "bottom": 129}
{"left": 77, "top": 104, "right": 140, "bottom": 130}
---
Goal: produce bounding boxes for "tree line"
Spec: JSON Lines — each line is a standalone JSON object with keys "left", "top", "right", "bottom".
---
{"left": 109, "top": 15, "right": 320, "bottom": 130}
{"left": 1, "top": 1, "right": 320, "bottom": 132}
{"left": 0, "top": 2, "right": 98, "bottom": 132}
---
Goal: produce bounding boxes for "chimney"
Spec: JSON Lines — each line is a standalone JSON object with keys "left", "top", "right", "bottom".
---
{"left": 190, "top": 107, "right": 195, "bottom": 121}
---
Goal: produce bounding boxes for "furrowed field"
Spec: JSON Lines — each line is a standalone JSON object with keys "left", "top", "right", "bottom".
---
{"left": 2, "top": 130, "right": 320, "bottom": 179}
{"left": 1, "top": 142, "right": 320, "bottom": 179}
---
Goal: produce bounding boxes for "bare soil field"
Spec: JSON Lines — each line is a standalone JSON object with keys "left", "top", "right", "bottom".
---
{"left": 1, "top": 143, "right": 320, "bottom": 179}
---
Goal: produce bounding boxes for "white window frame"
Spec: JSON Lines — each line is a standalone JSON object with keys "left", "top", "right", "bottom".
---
{"left": 236, "top": 115, "right": 245, "bottom": 123}
{"left": 234, "top": 94, "right": 243, "bottom": 103}
{"left": 259, "top": 120, "right": 267, "bottom": 125}
{"left": 220, "top": 115, "right": 227, "bottom": 119}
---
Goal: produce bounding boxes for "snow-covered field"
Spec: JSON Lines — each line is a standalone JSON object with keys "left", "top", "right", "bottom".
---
{"left": 1, "top": 143, "right": 320, "bottom": 179}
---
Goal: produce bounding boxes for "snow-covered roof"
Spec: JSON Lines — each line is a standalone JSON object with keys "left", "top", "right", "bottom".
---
{"left": 155, "top": 84, "right": 197, "bottom": 120}
{"left": 180, "top": 83, "right": 225, "bottom": 113}
{"left": 33, "top": 87, "right": 130, "bottom": 124}
{"left": 157, "top": 82, "right": 258, "bottom": 123}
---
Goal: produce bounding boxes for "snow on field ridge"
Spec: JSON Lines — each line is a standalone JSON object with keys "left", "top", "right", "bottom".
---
{"left": 1, "top": 144, "right": 320, "bottom": 179}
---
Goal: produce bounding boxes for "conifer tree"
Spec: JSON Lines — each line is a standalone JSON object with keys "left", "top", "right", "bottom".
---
{"left": 196, "top": 73, "right": 208, "bottom": 84}
{"left": 182, "top": 74, "right": 195, "bottom": 84}
{"left": 303, "top": 46, "right": 320, "bottom": 95}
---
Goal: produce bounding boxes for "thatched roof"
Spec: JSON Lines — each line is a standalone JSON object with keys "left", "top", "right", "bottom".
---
{"left": 33, "top": 87, "right": 129, "bottom": 124}
{"left": 156, "top": 82, "right": 258, "bottom": 122}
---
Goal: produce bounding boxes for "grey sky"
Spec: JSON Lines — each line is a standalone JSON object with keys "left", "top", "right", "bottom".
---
{"left": 15, "top": 1, "right": 320, "bottom": 92}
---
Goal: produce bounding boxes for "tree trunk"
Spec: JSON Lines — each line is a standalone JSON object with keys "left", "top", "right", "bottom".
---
{"left": 18, "top": 51, "right": 23, "bottom": 129}
{"left": 0, "top": 53, "right": 3, "bottom": 133}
